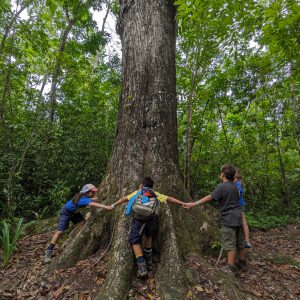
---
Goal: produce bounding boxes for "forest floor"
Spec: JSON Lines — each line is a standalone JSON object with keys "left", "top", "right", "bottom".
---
{"left": 0, "top": 222, "right": 299, "bottom": 300}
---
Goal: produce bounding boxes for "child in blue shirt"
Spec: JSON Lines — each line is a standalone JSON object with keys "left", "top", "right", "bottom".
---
{"left": 234, "top": 169, "right": 251, "bottom": 248}
{"left": 44, "top": 183, "right": 110, "bottom": 263}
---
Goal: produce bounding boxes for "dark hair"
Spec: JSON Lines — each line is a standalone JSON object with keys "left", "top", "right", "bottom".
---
{"left": 72, "top": 193, "right": 86, "bottom": 205}
{"left": 142, "top": 177, "right": 154, "bottom": 188}
{"left": 221, "top": 164, "right": 236, "bottom": 181}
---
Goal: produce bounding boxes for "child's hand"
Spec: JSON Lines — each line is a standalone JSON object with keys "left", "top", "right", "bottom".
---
{"left": 183, "top": 202, "right": 197, "bottom": 209}
{"left": 108, "top": 204, "right": 116, "bottom": 211}
{"left": 103, "top": 205, "right": 112, "bottom": 210}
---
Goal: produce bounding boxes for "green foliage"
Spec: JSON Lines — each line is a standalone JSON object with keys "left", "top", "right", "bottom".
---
{"left": 48, "top": 180, "right": 71, "bottom": 211}
{"left": 247, "top": 213, "right": 300, "bottom": 230}
{"left": 0, "top": 218, "right": 27, "bottom": 266}
{"left": 0, "top": 0, "right": 10, "bottom": 12}
{"left": 0, "top": 0, "right": 299, "bottom": 223}
{"left": 176, "top": 0, "right": 300, "bottom": 217}
{"left": 0, "top": 0, "right": 120, "bottom": 219}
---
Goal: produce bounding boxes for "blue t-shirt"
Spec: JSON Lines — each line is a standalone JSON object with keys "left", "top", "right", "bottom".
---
{"left": 64, "top": 196, "right": 92, "bottom": 214}
{"left": 235, "top": 181, "right": 246, "bottom": 206}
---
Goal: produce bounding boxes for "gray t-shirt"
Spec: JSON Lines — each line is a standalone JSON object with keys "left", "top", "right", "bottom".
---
{"left": 210, "top": 181, "right": 242, "bottom": 227}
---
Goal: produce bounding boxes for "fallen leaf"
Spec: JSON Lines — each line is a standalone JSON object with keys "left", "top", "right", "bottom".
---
{"left": 251, "top": 289, "right": 263, "bottom": 297}
{"left": 95, "top": 275, "right": 105, "bottom": 285}
{"left": 2, "top": 292, "right": 13, "bottom": 297}
{"left": 200, "top": 221, "right": 208, "bottom": 231}
{"left": 78, "top": 293, "right": 85, "bottom": 300}
{"left": 195, "top": 285, "right": 204, "bottom": 292}
{"left": 53, "top": 285, "right": 65, "bottom": 298}
{"left": 186, "top": 290, "right": 193, "bottom": 298}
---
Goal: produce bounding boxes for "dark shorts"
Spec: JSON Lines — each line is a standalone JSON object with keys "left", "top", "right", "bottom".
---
{"left": 129, "top": 217, "right": 158, "bottom": 244}
{"left": 221, "top": 225, "right": 245, "bottom": 251}
{"left": 57, "top": 208, "right": 85, "bottom": 232}
{"left": 241, "top": 206, "right": 246, "bottom": 213}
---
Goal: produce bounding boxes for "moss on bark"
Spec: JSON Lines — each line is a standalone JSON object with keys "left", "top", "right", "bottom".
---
{"left": 24, "top": 217, "right": 59, "bottom": 235}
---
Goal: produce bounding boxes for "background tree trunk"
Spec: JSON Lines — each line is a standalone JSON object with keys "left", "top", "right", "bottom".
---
{"left": 50, "top": 1, "right": 242, "bottom": 299}
{"left": 48, "top": 9, "right": 75, "bottom": 122}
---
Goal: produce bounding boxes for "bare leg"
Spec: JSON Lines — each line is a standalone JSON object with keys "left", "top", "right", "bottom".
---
{"left": 132, "top": 244, "right": 143, "bottom": 257}
{"left": 50, "top": 230, "right": 63, "bottom": 245}
{"left": 239, "top": 248, "right": 246, "bottom": 261}
{"left": 242, "top": 212, "right": 250, "bottom": 244}
{"left": 227, "top": 250, "right": 236, "bottom": 265}
{"left": 144, "top": 236, "right": 152, "bottom": 248}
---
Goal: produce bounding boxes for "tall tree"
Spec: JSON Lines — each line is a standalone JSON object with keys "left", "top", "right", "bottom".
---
{"left": 48, "top": 1, "right": 238, "bottom": 299}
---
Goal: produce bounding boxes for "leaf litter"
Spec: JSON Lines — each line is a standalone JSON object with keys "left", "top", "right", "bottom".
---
{"left": 0, "top": 232, "right": 108, "bottom": 299}
{"left": 0, "top": 223, "right": 299, "bottom": 299}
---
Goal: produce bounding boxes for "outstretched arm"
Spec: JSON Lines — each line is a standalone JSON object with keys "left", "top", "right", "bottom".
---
{"left": 89, "top": 202, "right": 111, "bottom": 210}
{"left": 110, "top": 196, "right": 129, "bottom": 210}
{"left": 166, "top": 196, "right": 185, "bottom": 206}
{"left": 183, "top": 195, "right": 213, "bottom": 209}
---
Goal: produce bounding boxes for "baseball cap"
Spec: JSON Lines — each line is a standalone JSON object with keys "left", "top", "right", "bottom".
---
{"left": 79, "top": 183, "right": 98, "bottom": 194}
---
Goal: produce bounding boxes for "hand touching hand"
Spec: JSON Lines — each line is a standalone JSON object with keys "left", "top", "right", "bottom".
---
{"left": 182, "top": 202, "right": 197, "bottom": 209}
{"left": 102, "top": 205, "right": 112, "bottom": 210}
{"left": 107, "top": 203, "right": 116, "bottom": 211}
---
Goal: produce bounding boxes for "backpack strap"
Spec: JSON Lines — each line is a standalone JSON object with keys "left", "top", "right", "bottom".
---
{"left": 125, "top": 190, "right": 142, "bottom": 216}
{"left": 139, "top": 223, "right": 147, "bottom": 235}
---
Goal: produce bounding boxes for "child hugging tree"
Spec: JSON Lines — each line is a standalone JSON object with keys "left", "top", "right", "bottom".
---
{"left": 44, "top": 183, "right": 110, "bottom": 263}
{"left": 109, "top": 177, "right": 185, "bottom": 277}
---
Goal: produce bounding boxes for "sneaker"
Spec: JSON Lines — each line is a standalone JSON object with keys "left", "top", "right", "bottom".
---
{"left": 44, "top": 249, "right": 53, "bottom": 264}
{"left": 137, "top": 261, "right": 148, "bottom": 277}
{"left": 245, "top": 242, "right": 251, "bottom": 248}
{"left": 222, "top": 264, "right": 239, "bottom": 274}
{"left": 228, "top": 264, "right": 239, "bottom": 273}
{"left": 236, "top": 260, "right": 248, "bottom": 272}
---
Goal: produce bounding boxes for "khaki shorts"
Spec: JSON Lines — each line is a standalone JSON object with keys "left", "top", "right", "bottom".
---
{"left": 221, "top": 225, "right": 245, "bottom": 251}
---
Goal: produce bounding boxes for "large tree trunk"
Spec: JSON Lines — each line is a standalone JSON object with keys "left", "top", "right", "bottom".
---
{"left": 50, "top": 1, "right": 244, "bottom": 299}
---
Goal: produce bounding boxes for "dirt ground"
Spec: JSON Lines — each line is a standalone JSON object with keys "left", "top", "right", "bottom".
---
{"left": 0, "top": 223, "right": 299, "bottom": 299}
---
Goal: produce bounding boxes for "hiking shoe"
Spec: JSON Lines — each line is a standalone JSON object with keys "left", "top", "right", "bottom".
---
{"left": 244, "top": 242, "right": 252, "bottom": 248}
{"left": 222, "top": 264, "right": 239, "bottom": 274}
{"left": 44, "top": 249, "right": 53, "bottom": 264}
{"left": 236, "top": 260, "right": 248, "bottom": 272}
{"left": 137, "top": 261, "right": 148, "bottom": 277}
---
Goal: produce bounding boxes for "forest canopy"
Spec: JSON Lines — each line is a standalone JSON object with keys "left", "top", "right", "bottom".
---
{"left": 0, "top": 0, "right": 299, "bottom": 225}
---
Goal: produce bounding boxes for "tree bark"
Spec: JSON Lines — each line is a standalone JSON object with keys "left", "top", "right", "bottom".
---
{"left": 50, "top": 1, "right": 245, "bottom": 299}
